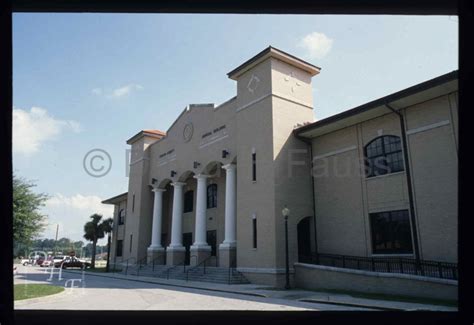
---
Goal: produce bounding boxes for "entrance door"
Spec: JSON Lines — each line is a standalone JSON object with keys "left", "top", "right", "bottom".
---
{"left": 297, "top": 217, "right": 312, "bottom": 263}
{"left": 206, "top": 230, "right": 217, "bottom": 256}
{"left": 182, "top": 232, "right": 192, "bottom": 265}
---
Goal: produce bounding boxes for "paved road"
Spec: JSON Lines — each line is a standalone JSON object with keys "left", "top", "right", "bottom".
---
{"left": 14, "top": 265, "right": 373, "bottom": 311}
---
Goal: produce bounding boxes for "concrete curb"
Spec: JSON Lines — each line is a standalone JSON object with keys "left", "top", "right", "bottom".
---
{"left": 62, "top": 270, "right": 267, "bottom": 298}
{"left": 298, "top": 298, "right": 402, "bottom": 311}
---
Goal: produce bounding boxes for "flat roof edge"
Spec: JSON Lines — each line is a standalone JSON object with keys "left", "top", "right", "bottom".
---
{"left": 102, "top": 192, "right": 128, "bottom": 204}
{"left": 227, "top": 46, "right": 321, "bottom": 80}
{"left": 295, "top": 70, "right": 458, "bottom": 138}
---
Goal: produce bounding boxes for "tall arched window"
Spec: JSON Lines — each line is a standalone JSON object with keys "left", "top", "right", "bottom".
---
{"left": 118, "top": 209, "right": 125, "bottom": 225}
{"left": 364, "top": 135, "right": 404, "bottom": 177}
{"left": 207, "top": 184, "right": 217, "bottom": 209}
{"left": 184, "top": 190, "right": 194, "bottom": 213}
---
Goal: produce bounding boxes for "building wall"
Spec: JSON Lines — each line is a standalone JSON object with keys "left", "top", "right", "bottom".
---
{"left": 109, "top": 47, "right": 457, "bottom": 285}
{"left": 295, "top": 263, "right": 458, "bottom": 301}
{"left": 118, "top": 54, "right": 321, "bottom": 273}
{"left": 310, "top": 92, "right": 458, "bottom": 263}
{"left": 108, "top": 198, "right": 127, "bottom": 266}
{"left": 404, "top": 94, "right": 458, "bottom": 262}
{"left": 312, "top": 126, "right": 368, "bottom": 256}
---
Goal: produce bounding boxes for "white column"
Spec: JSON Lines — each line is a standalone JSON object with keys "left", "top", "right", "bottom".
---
{"left": 149, "top": 187, "right": 165, "bottom": 249}
{"left": 192, "top": 174, "right": 210, "bottom": 248}
{"left": 220, "top": 163, "right": 237, "bottom": 248}
{"left": 169, "top": 182, "right": 186, "bottom": 248}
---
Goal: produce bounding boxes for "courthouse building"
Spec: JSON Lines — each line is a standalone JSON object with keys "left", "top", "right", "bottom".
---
{"left": 103, "top": 47, "right": 458, "bottom": 287}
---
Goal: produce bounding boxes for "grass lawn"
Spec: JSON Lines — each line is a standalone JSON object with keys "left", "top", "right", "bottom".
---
{"left": 255, "top": 287, "right": 457, "bottom": 307}
{"left": 14, "top": 284, "right": 64, "bottom": 301}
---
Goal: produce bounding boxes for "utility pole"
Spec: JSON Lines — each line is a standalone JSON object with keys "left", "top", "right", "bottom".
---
{"left": 53, "top": 224, "right": 59, "bottom": 256}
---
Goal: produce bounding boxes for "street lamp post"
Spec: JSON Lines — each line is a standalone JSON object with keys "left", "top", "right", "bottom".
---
{"left": 282, "top": 207, "right": 290, "bottom": 290}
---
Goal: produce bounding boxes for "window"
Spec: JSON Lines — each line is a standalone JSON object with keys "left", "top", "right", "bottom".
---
{"left": 369, "top": 210, "right": 413, "bottom": 254}
{"left": 129, "top": 234, "right": 133, "bottom": 253}
{"left": 364, "top": 135, "right": 404, "bottom": 177}
{"left": 118, "top": 209, "right": 125, "bottom": 225}
{"left": 206, "top": 230, "right": 217, "bottom": 256}
{"left": 252, "top": 217, "right": 257, "bottom": 249}
{"left": 184, "top": 190, "right": 194, "bottom": 213}
{"left": 116, "top": 240, "right": 123, "bottom": 257}
{"left": 207, "top": 184, "right": 217, "bottom": 209}
{"left": 132, "top": 194, "right": 135, "bottom": 212}
{"left": 252, "top": 152, "right": 257, "bottom": 181}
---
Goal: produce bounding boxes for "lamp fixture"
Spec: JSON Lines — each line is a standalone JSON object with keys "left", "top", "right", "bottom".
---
{"left": 222, "top": 149, "right": 230, "bottom": 159}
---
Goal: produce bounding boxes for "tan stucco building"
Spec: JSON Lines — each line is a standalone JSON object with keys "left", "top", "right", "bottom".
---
{"left": 103, "top": 47, "right": 458, "bottom": 287}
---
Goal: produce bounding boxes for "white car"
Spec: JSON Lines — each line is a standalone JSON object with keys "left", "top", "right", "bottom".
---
{"left": 20, "top": 258, "right": 31, "bottom": 266}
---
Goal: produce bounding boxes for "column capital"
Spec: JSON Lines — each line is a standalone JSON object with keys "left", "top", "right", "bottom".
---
{"left": 193, "top": 174, "right": 210, "bottom": 180}
{"left": 171, "top": 181, "right": 186, "bottom": 187}
{"left": 152, "top": 187, "right": 166, "bottom": 193}
{"left": 222, "top": 163, "right": 236, "bottom": 171}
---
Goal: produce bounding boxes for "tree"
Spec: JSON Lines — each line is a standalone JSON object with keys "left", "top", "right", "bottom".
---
{"left": 13, "top": 174, "right": 48, "bottom": 251}
{"left": 83, "top": 214, "right": 113, "bottom": 268}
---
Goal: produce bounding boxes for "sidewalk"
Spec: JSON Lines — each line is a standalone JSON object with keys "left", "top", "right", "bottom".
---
{"left": 64, "top": 269, "right": 457, "bottom": 311}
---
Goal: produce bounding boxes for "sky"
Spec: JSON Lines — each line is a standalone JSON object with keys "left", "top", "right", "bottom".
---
{"left": 12, "top": 14, "right": 458, "bottom": 244}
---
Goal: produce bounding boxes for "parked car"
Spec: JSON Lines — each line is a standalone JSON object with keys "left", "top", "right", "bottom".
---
{"left": 40, "top": 257, "right": 54, "bottom": 267}
{"left": 20, "top": 258, "right": 30, "bottom": 266}
{"left": 13, "top": 265, "right": 18, "bottom": 275}
{"left": 36, "top": 258, "right": 46, "bottom": 266}
{"left": 52, "top": 256, "right": 66, "bottom": 264}
{"left": 54, "top": 256, "right": 91, "bottom": 269}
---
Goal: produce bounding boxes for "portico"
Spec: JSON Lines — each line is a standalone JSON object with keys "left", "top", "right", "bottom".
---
{"left": 146, "top": 163, "right": 238, "bottom": 268}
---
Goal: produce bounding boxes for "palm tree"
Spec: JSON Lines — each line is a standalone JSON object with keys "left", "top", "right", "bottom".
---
{"left": 83, "top": 214, "right": 113, "bottom": 269}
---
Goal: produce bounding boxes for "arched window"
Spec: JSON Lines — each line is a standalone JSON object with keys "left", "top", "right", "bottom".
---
{"left": 184, "top": 190, "right": 194, "bottom": 213}
{"left": 118, "top": 209, "right": 125, "bottom": 225}
{"left": 207, "top": 184, "right": 217, "bottom": 209}
{"left": 364, "top": 135, "right": 404, "bottom": 177}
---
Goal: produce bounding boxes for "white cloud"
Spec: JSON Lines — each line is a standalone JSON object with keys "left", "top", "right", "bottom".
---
{"left": 298, "top": 32, "right": 333, "bottom": 59}
{"left": 92, "top": 88, "right": 102, "bottom": 95}
{"left": 109, "top": 84, "right": 143, "bottom": 98}
{"left": 92, "top": 84, "right": 143, "bottom": 99}
{"left": 13, "top": 107, "right": 82, "bottom": 156}
{"left": 41, "top": 193, "right": 114, "bottom": 243}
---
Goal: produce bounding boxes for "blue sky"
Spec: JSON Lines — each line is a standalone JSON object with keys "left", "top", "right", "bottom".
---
{"left": 12, "top": 14, "right": 458, "bottom": 243}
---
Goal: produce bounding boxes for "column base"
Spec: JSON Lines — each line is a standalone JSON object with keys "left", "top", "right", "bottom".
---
{"left": 166, "top": 246, "right": 186, "bottom": 266}
{"left": 218, "top": 245, "right": 236, "bottom": 268}
{"left": 190, "top": 245, "right": 212, "bottom": 266}
{"left": 147, "top": 246, "right": 165, "bottom": 265}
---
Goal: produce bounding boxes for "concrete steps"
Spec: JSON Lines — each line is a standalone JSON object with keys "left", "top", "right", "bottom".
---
{"left": 122, "top": 264, "right": 250, "bottom": 284}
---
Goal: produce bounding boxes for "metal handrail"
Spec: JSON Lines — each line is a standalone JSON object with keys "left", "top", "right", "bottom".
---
{"left": 301, "top": 253, "right": 458, "bottom": 280}
{"left": 228, "top": 267, "right": 233, "bottom": 285}
{"left": 166, "top": 261, "right": 186, "bottom": 280}
{"left": 185, "top": 255, "right": 215, "bottom": 282}
{"left": 189, "top": 255, "right": 198, "bottom": 267}
{"left": 151, "top": 255, "right": 164, "bottom": 272}
{"left": 123, "top": 257, "right": 137, "bottom": 275}
{"left": 136, "top": 256, "right": 148, "bottom": 276}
